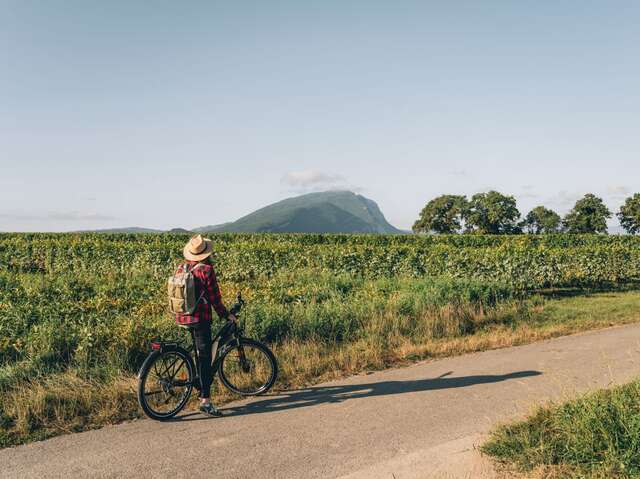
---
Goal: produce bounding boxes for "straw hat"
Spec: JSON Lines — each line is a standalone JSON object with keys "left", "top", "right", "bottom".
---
{"left": 183, "top": 235, "right": 213, "bottom": 261}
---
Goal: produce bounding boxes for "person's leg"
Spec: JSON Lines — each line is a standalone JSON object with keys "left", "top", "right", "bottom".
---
{"left": 193, "top": 322, "right": 223, "bottom": 417}
{"left": 193, "top": 322, "right": 213, "bottom": 399}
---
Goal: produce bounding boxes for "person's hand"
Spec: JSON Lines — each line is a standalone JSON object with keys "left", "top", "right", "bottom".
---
{"left": 228, "top": 313, "right": 237, "bottom": 322}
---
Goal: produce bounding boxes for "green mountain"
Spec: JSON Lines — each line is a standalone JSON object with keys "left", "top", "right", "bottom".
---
{"left": 194, "top": 191, "right": 402, "bottom": 234}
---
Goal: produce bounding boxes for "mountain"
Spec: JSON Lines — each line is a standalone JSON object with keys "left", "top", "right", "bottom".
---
{"left": 194, "top": 191, "right": 402, "bottom": 234}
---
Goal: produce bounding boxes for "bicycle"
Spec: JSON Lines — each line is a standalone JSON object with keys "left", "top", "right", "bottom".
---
{"left": 137, "top": 293, "right": 278, "bottom": 420}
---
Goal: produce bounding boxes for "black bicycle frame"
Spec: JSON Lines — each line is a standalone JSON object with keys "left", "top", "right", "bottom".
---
{"left": 187, "top": 320, "right": 242, "bottom": 385}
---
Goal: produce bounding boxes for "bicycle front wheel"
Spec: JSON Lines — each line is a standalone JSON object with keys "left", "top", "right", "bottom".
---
{"left": 218, "top": 338, "right": 278, "bottom": 396}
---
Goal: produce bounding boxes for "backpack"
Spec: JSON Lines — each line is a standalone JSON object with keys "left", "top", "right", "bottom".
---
{"left": 167, "top": 263, "right": 205, "bottom": 315}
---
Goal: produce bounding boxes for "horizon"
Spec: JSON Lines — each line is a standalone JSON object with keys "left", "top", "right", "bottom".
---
{"left": 1, "top": 2, "right": 638, "bottom": 232}
{"left": 0, "top": 187, "right": 629, "bottom": 234}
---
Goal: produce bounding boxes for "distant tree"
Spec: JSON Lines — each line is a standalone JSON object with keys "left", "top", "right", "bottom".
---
{"left": 521, "top": 206, "right": 562, "bottom": 234}
{"left": 463, "top": 191, "right": 521, "bottom": 234}
{"left": 563, "top": 194, "right": 612, "bottom": 234}
{"left": 618, "top": 193, "right": 640, "bottom": 234}
{"left": 413, "top": 195, "right": 468, "bottom": 234}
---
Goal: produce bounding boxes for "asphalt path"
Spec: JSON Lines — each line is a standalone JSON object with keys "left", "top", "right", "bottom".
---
{"left": 3, "top": 324, "right": 640, "bottom": 479}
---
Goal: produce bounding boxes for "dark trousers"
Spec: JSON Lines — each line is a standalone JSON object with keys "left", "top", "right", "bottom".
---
{"left": 193, "top": 322, "right": 213, "bottom": 399}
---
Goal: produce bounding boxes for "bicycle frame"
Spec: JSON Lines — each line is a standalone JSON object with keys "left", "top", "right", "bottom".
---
{"left": 185, "top": 319, "right": 244, "bottom": 386}
{"left": 144, "top": 293, "right": 247, "bottom": 389}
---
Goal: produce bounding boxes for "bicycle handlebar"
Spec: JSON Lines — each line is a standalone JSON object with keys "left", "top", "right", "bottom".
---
{"left": 229, "top": 292, "right": 245, "bottom": 317}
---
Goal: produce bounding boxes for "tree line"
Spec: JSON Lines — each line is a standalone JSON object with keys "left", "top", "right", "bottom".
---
{"left": 413, "top": 192, "right": 640, "bottom": 235}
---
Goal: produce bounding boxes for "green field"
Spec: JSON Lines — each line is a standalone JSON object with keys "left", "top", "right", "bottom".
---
{"left": 1, "top": 233, "right": 639, "bottom": 447}
{"left": 4, "top": 233, "right": 640, "bottom": 289}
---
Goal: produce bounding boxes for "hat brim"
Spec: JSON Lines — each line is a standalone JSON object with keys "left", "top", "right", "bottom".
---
{"left": 183, "top": 238, "right": 213, "bottom": 261}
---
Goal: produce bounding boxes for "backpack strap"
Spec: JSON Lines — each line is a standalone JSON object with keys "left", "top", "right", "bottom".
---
{"left": 190, "top": 263, "right": 208, "bottom": 306}
{"left": 180, "top": 262, "right": 203, "bottom": 273}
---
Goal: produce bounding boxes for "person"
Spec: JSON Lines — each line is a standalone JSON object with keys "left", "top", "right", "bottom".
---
{"left": 176, "top": 234, "right": 236, "bottom": 417}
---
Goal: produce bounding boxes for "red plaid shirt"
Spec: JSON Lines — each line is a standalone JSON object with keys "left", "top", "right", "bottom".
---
{"left": 175, "top": 261, "right": 229, "bottom": 326}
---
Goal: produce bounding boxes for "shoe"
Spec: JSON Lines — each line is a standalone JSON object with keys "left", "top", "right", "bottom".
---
{"left": 199, "top": 402, "right": 223, "bottom": 418}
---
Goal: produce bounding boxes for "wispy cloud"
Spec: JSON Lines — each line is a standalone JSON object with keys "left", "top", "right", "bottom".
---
{"left": 281, "top": 170, "right": 361, "bottom": 193}
{"left": 518, "top": 192, "right": 541, "bottom": 200}
{"left": 0, "top": 211, "right": 117, "bottom": 222}
{"left": 545, "top": 190, "right": 582, "bottom": 210}
{"left": 606, "top": 186, "right": 631, "bottom": 199}
{"left": 281, "top": 170, "right": 345, "bottom": 188}
{"left": 449, "top": 169, "right": 469, "bottom": 178}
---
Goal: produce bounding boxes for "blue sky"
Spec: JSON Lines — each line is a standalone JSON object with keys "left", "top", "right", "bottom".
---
{"left": 1, "top": 1, "right": 638, "bottom": 231}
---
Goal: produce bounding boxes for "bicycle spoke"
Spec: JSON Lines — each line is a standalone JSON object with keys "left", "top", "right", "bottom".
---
{"left": 158, "top": 356, "right": 179, "bottom": 379}
{"left": 221, "top": 342, "right": 274, "bottom": 394}
{"left": 169, "top": 360, "right": 185, "bottom": 380}
{"left": 141, "top": 351, "right": 192, "bottom": 417}
{"left": 153, "top": 361, "right": 161, "bottom": 378}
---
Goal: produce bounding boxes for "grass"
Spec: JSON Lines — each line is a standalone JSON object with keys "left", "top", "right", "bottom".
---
{"left": 2, "top": 287, "right": 640, "bottom": 448}
{"left": 482, "top": 379, "right": 640, "bottom": 478}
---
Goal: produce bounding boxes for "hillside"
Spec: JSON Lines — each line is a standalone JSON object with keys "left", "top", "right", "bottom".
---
{"left": 194, "top": 191, "right": 402, "bottom": 233}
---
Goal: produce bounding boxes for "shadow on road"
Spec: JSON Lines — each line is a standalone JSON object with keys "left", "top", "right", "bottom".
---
{"left": 213, "top": 369, "right": 542, "bottom": 418}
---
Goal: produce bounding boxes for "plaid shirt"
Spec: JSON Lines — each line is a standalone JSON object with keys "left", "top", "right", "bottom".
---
{"left": 175, "top": 261, "right": 229, "bottom": 326}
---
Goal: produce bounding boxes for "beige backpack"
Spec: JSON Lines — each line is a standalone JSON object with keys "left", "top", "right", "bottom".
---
{"left": 167, "top": 263, "right": 205, "bottom": 315}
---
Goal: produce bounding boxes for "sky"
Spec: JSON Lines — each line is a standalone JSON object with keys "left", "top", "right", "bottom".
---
{"left": 1, "top": 1, "right": 639, "bottom": 232}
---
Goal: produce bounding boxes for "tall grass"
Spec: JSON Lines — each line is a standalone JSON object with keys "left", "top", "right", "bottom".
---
{"left": 483, "top": 380, "right": 640, "bottom": 478}
{"left": 0, "top": 269, "right": 516, "bottom": 371}
{"left": 0, "top": 267, "right": 522, "bottom": 447}
{"left": 2, "top": 277, "right": 640, "bottom": 447}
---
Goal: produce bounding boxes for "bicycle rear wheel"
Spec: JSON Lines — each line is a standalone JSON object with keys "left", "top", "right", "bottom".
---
{"left": 218, "top": 338, "right": 278, "bottom": 396}
{"left": 137, "top": 348, "right": 194, "bottom": 420}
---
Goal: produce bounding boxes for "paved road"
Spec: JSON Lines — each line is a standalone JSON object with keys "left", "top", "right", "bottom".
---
{"left": 3, "top": 324, "right": 640, "bottom": 479}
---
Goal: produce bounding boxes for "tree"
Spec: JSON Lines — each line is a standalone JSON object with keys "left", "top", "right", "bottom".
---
{"left": 618, "top": 193, "right": 640, "bottom": 234}
{"left": 412, "top": 195, "right": 468, "bottom": 234}
{"left": 563, "top": 194, "right": 612, "bottom": 234}
{"left": 521, "top": 206, "right": 562, "bottom": 234}
{"left": 463, "top": 191, "right": 521, "bottom": 234}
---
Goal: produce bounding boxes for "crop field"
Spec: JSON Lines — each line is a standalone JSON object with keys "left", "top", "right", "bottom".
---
{"left": 4, "top": 233, "right": 640, "bottom": 289}
{"left": 1, "top": 233, "right": 640, "bottom": 447}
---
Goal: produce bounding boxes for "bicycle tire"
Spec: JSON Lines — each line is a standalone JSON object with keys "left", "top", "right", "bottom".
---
{"left": 218, "top": 338, "right": 278, "bottom": 396}
{"left": 137, "top": 347, "right": 194, "bottom": 420}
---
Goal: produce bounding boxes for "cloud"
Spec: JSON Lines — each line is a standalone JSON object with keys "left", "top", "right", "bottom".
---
{"left": 518, "top": 192, "right": 541, "bottom": 200}
{"left": 281, "top": 170, "right": 345, "bottom": 188}
{"left": 542, "top": 191, "right": 585, "bottom": 213}
{"left": 549, "top": 190, "right": 580, "bottom": 205}
{"left": 49, "top": 212, "right": 116, "bottom": 221}
{"left": 449, "top": 169, "right": 469, "bottom": 178}
{"left": 280, "top": 170, "right": 362, "bottom": 194}
{"left": 606, "top": 186, "right": 631, "bottom": 199}
{"left": 0, "top": 211, "right": 117, "bottom": 222}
